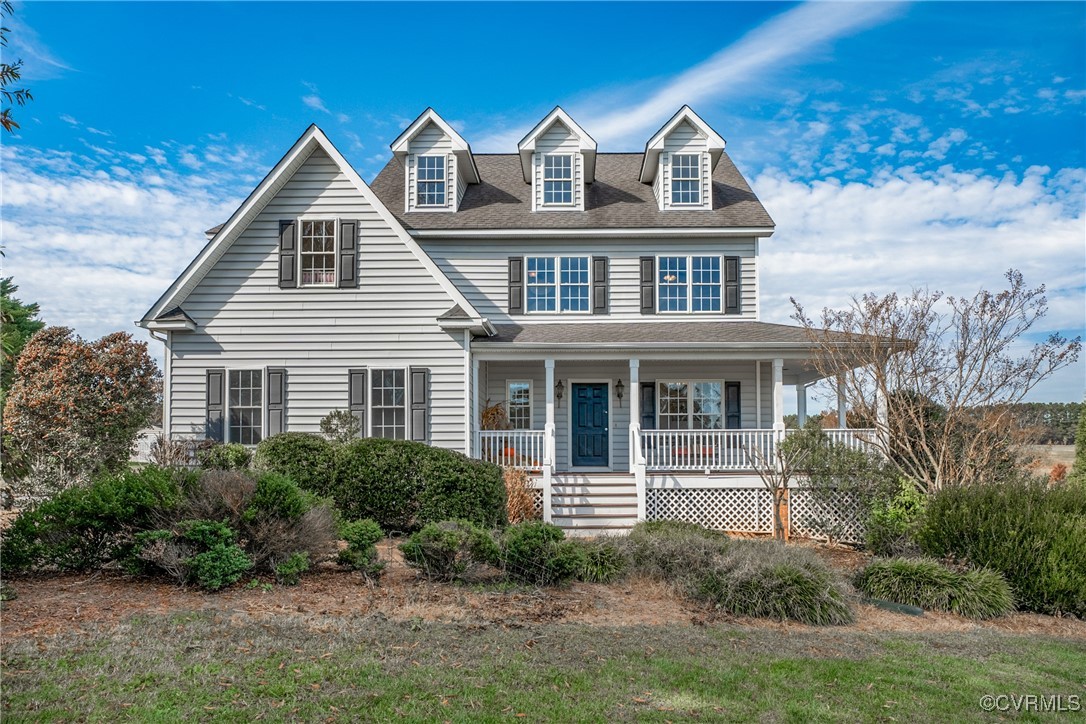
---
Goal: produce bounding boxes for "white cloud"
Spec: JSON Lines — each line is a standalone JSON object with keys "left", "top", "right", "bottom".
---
{"left": 302, "top": 94, "right": 329, "bottom": 114}
{"left": 59, "top": 113, "right": 79, "bottom": 126}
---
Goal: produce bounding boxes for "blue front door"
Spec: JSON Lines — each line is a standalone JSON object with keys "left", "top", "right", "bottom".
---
{"left": 572, "top": 383, "right": 608, "bottom": 467}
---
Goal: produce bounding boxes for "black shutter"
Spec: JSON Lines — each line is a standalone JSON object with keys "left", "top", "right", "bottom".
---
{"left": 409, "top": 367, "right": 430, "bottom": 443}
{"left": 724, "top": 256, "right": 741, "bottom": 314}
{"left": 206, "top": 368, "right": 226, "bottom": 442}
{"left": 266, "top": 368, "right": 286, "bottom": 437}
{"left": 337, "top": 219, "right": 358, "bottom": 289}
{"left": 348, "top": 369, "right": 367, "bottom": 435}
{"left": 278, "top": 220, "right": 297, "bottom": 289}
{"left": 640, "top": 381, "right": 656, "bottom": 430}
{"left": 592, "top": 256, "right": 609, "bottom": 314}
{"left": 725, "top": 381, "right": 741, "bottom": 429}
{"left": 508, "top": 257, "right": 523, "bottom": 314}
{"left": 639, "top": 256, "right": 655, "bottom": 314}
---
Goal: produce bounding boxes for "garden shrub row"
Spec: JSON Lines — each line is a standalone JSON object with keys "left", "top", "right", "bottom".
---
{"left": 854, "top": 558, "right": 1014, "bottom": 620}
{"left": 253, "top": 433, "right": 506, "bottom": 532}
{"left": 915, "top": 477, "right": 1086, "bottom": 617}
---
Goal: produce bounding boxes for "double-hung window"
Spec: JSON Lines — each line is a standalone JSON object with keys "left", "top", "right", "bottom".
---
{"left": 671, "top": 153, "right": 701, "bottom": 205}
{"left": 542, "top": 154, "right": 573, "bottom": 206}
{"left": 300, "top": 220, "right": 336, "bottom": 287}
{"left": 416, "top": 155, "right": 446, "bottom": 207}
{"left": 229, "top": 370, "right": 263, "bottom": 444}
{"left": 371, "top": 369, "right": 406, "bottom": 440}
{"left": 526, "top": 256, "right": 590, "bottom": 313}
{"left": 657, "top": 381, "right": 722, "bottom": 430}
{"left": 658, "top": 255, "right": 722, "bottom": 313}
{"left": 507, "top": 381, "right": 532, "bottom": 430}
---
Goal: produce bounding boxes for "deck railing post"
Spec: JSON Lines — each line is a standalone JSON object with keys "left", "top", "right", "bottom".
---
{"left": 631, "top": 423, "right": 646, "bottom": 520}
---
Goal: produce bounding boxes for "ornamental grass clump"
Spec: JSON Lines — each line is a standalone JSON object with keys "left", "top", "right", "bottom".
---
{"left": 623, "top": 520, "right": 731, "bottom": 580}
{"left": 689, "top": 539, "right": 854, "bottom": 626}
{"left": 854, "top": 558, "right": 1014, "bottom": 620}
{"left": 575, "top": 537, "right": 629, "bottom": 584}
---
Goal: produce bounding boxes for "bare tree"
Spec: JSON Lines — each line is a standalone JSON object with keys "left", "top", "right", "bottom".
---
{"left": 743, "top": 434, "right": 810, "bottom": 542}
{"left": 792, "top": 270, "right": 1081, "bottom": 494}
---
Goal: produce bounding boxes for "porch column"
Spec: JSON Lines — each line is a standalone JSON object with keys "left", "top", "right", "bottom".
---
{"left": 771, "top": 358, "right": 785, "bottom": 431}
{"left": 836, "top": 374, "right": 847, "bottom": 429}
{"left": 543, "top": 359, "right": 555, "bottom": 523}
{"left": 754, "top": 361, "right": 762, "bottom": 428}
{"left": 471, "top": 357, "right": 481, "bottom": 457}
{"left": 628, "top": 359, "right": 640, "bottom": 429}
{"left": 629, "top": 359, "right": 645, "bottom": 520}
{"left": 796, "top": 383, "right": 807, "bottom": 428}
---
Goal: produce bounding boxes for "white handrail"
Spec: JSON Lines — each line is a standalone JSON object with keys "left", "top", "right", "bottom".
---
{"left": 478, "top": 429, "right": 546, "bottom": 471}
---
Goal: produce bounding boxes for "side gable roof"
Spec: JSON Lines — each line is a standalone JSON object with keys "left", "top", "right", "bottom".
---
{"left": 139, "top": 125, "right": 482, "bottom": 327}
{"left": 516, "top": 106, "right": 598, "bottom": 183}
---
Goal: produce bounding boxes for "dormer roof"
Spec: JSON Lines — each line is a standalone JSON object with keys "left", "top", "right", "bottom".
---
{"left": 390, "top": 108, "right": 480, "bottom": 184}
{"left": 639, "top": 105, "right": 726, "bottom": 184}
{"left": 516, "top": 106, "right": 598, "bottom": 183}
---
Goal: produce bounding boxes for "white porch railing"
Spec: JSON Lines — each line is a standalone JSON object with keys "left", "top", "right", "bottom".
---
{"left": 640, "top": 428, "right": 879, "bottom": 472}
{"left": 478, "top": 429, "right": 546, "bottom": 472}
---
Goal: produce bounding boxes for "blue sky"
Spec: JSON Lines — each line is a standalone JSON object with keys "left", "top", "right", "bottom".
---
{"left": 3, "top": 1, "right": 1084, "bottom": 405}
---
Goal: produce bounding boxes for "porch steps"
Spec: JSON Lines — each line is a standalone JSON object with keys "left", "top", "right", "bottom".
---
{"left": 550, "top": 474, "right": 639, "bottom": 536}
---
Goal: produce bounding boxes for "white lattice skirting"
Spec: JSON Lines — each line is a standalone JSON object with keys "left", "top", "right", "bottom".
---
{"left": 645, "top": 487, "right": 866, "bottom": 543}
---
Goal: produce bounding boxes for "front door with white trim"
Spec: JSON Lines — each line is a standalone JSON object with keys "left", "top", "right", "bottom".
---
{"left": 571, "top": 383, "right": 608, "bottom": 467}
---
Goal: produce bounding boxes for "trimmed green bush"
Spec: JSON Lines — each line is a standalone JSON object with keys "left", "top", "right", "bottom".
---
{"left": 197, "top": 443, "right": 252, "bottom": 470}
{"left": 337, "top": 518, "right": 385, "bottom": 580}
{"left": 624, "top": 520, "right": 730, "bottom": 580}
{"left": 575, "top": 538, "right": 629, "bottom": 583}
{"left": 0, "top": 465, "right": 184, "bottom": 572}
{"left": 499, "top": 521, "right": 585, "bottom": 586}
{"left": 181, "top": 520, "right": 252, "bottom": 591}
{"left": 253, "top": 433, "right": 336, "bottom": 498}
{"left": 866, "top": 480, "right": 927, "bottom": 556}
{"left": 854, "top": 558, "right": 1014, "bottom": 619}
{"left": 916, "top": 477, "right": 1086, "bottom": 617}
{"left": 691, "top": 540, "right": 854, "bottom": 626}
{"left": 258, "top": 434, "right": 506, "bottom": 532}
{"left": 245, "top": 472, "right": 314, "bottom": 521}
{"left": 400, "top": 520, "right": 499, "bottom": 581}
{"left": 274, "top": 551, "right": 310, "bottom": 586}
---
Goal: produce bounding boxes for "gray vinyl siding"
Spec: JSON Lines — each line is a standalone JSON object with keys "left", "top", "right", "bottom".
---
{"left": 421, "top": 238, "right": 758, "bottom": 321}
{"left": 482, "top": 360, "right": 769, "bottom": 472}
{"left": 660, "top": 120, "right": 711, "bottom": 211}
{"left": 170, "top": 148, "right": 467, "bottom": 451}
{"left": 533, "top": 123, "right": 584, "bottom": 211}
{"left": 406, "top": 121, "right": 456, "bottom": 212}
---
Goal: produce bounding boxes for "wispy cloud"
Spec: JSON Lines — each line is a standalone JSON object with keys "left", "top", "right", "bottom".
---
{"left": 5, "top": 9, "right": 74, "bottom": 80}
{"left": 302, "top": 94, "right": 329, "bottom": 114}
{"left": 476, "top": 1, "right": 904, "bottom": 151}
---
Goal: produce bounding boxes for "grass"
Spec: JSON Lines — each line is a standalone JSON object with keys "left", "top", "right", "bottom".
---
{"left": 855, "top": 558, "right": 1015, "bottom": 620}
{"left": 4, "top": 612, "right": 1084, "bottom": 722}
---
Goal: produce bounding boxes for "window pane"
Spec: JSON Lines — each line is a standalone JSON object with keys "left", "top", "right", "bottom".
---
{"left": 229, "top": 369, "right": 263, "bottom": 445}
{"left": 559, "top": 256, "right": 589, "bottom": 312}
{"left": 658, "top": 256, "right": 688, "bottom": 312}
{"left": 526, "top": 257, "right": 557, "bottom": 312}
{"left": 671, "top": 154, "right": 700, "bottom": 204}
{"left": 300, "top": 220, "right": 336, "bottom": 285}
{"left": 543, "top": 155, "right": 573, "bottom": 204}
{"left": 693, "top": 382, "right": 722, "bottom": 429}
{"left": 508, "top": 381, "right": 532, "bottom": 430}
{"left": 692, "top": 256, "right": 721, "bottom": 312}
{"left": 658, "top": 382, "right": 689, "bottom": 430}
{"left": 371, "top": 368, "right": 407, "bottom": 440}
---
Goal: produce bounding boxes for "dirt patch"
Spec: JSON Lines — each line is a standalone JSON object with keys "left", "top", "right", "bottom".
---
{"left": 3, "top": 538, "right": 1083, "bottom": 643}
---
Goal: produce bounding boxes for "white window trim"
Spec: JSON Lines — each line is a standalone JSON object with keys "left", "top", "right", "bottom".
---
{"left": 524, "top": 255, "right": 592, "bottom": 315}
{"left": 297, "top": 216, "right": 338, "bottom": 289}
{"left": 541, "top": 153, "right": 575, "bottom": 208}
{"left": 415, "top": 154, "right": 447, "bottom": 208}
{"left": 368, "top": 366, "right": 410, "bottom": 441}
{"left": 669, "top": 153, "right": 701, "bottom": 206}
{"left": 656, "top": 379, "right": 725, "bottom": 430}
{"left": 225, "top": 365, "right": 267, "bottom": 446}
{"left": 506, "top": 379, "right": 534, "bottom": 430}
{"left": 655, "top": 254, "right": 723, "bottom": 315}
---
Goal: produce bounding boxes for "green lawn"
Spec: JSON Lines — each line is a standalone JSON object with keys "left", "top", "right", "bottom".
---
{"left": 3, "top": 613, "right": 1083, "bottom": 722}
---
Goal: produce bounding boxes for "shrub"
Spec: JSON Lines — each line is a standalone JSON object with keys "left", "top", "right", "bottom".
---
{"left": 0, "top": 465, "right": 183, "bottom": 572}
{"left": 253, "top": 433, "right": 336, "bottom": 498}
{"left": 181, "top": 520, "right": 252, "bottom": 591}
{"left": 246, "top": 472, "right": 314, "bottom": 521}
{"left": 415, "top": 449, "right": 506, "bottom": 530}
{"left": 333, "top": 438, "right": 423, "bottom": 530}
{"left": 865, "top": 480, "right": 927, "bottom": 556}
{"left": 319, "top": 409, "right": 361, "bottom": 445}
{"left": 197, "top": 443, "right": 252, "bottom": 470}
{"left": 854, "top": 558, "right": 1014, "bottom": 619}
{"left": 503, "top": 467, "right": 538, "bottom": 524}
{"left": 274, "top": 551, "right": 310, "bottom": 586}
{"left": 624, "top": 520, "right": 730, "bottom": 581}
{"left": 916, "top": 477, "right": 1086, "bottom": 617}
{"left": 338, "top": 518, "right": 385, "bottom": 580}
{"left": 575, "top": 538, "right": 629, "bottom": 583}
{"left": 691, "top": 540, "right": 854, "bottom": 626}
{"left": 498, "top": 521, "right": 585, "bottom": 586}
{"left": 399, "top": 520, "right": 499, "bottom": 581}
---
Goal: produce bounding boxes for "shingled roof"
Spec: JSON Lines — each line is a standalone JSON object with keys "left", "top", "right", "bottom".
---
{"left": 474, "top": 322, "right": 853, "bottom": 348}
{"left": 369, "top": 153, "right": 774, "bottom": 231}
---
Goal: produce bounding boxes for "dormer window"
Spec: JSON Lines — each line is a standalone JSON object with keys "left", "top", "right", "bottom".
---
{"left": 671, "top": 154, "right": 701, "bottom": 205}
{"left": 416, "top": 155, "right": 446, "bottom": 206}
{"left": 543, "top": 154, "right": 574, "bottom": 206}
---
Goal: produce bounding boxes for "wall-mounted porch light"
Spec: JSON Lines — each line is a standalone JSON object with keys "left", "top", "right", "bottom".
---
{"left": 555, "top": 379, "right": 565, "bottom": 404}
{"left": 615, "top": 378, "right": 625, "bottom": 406}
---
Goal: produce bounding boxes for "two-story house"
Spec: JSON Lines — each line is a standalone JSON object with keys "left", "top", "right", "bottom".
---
{"left": 140, "top": 105, "right": 876, "bottom": 536}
